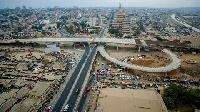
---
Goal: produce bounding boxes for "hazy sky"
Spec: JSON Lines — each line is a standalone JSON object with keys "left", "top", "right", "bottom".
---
{"left": 0, "top": 0, "right": 200, "bottom": 9}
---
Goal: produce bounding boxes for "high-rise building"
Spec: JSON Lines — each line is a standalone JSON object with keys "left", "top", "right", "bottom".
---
{"left": 111, "top": 4, "right": 131, "bottom": 34}
{"left": 88, "top": 17, "right": 97, "bottom": 27}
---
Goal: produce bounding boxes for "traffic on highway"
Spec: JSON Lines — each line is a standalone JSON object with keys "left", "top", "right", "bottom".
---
{"left": 52, "top": 42, "right": 90, "bottom": 112}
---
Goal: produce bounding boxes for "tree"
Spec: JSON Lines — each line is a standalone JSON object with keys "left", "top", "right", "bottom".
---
{"left": 65, "top": 25, "right": 74, "bottom": 34}
{"left": 115, "top": 32, "right": 123, "bottom": 38}
{"left": 32, "top": 25, "right": 38, "bottom": 29}
{"left": 124, "top": 35, "right": 132, "bottom": 39}
{"left": 73, "top": 22, "right": 79, "bottom": 27}
{"left": 80, "top": 22, "right": 87, "bottom": 29}
{"left": 61, "top": 15, "right": 68, "bottom": 20}
{"left": 38, "top": 24, "right": 46, "bottom": 30}
{"left": 135, "top": 28, "right": 141, "bottom": 35}
{"left": 163, "top": 84, "right": 200, "bottom": 110}
{"left": 163, "top": 97, "right": 175, "bottom": 109}
{"left": 56, "top": 22, "right": 62, "bottom": 28}
{"left": 108, "top": 28, "right": 119, "bottom": 34}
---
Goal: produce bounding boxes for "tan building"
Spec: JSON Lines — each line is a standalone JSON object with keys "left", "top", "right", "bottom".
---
{"left": 112, "top": 9, "right": 131, "bottom": 34}
{"left": 28, "top": 82, "right": 52, "bottom": 99}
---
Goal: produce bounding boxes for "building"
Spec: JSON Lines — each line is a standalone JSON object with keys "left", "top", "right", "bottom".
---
{"left": 28, "top": 82, "right": 52, "bottom": 99}
{"left": 88, "top": 17, "right": 97, "bottom": 27}
{"left": 111, "top": 5, "right": 131, "bottom": 34}
{"left": 99, "top": 16, "right": 107, "bottom": 26}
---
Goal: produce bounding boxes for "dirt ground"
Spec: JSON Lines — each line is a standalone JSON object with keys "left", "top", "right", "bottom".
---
{"left": 107, "top": 48, "right": 200, "bottom": 80}
{"left": 178, "top": 53, "right": 200, "bottom": 78}
{"left": 129, "top": 58, "right": 168, "bottom": 67}
{"left": 109, "top": 49, "right": 171, "bottom": 68}
{"left": 97, "top": 88, "right": 167, "bottom": 112}
{"left": 179, "top": 53, "right": 200, "bottom": 71}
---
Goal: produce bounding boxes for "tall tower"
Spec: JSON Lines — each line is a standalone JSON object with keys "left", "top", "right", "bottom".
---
{"left": 119, "top": 3, "right": 121, "bottom": 10}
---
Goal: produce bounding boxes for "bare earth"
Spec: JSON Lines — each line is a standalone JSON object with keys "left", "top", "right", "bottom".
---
{"left": 98, "top": 88, "right": 167, "bottom": 112}
{"left": 129, "top": 58, "right": 168, "bottom": 67}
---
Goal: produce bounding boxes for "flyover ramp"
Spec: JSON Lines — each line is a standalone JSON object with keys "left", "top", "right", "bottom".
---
{"left": 97, "top": 46, "right": 181, "bottom": 72}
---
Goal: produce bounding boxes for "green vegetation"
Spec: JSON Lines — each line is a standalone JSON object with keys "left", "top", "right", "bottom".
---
{"left": 41, "top": 31, "right": 51, "bottom": 35}
{"left": 32, "top": 24, "right": 46, "bottom": 30}
{"left": 135, "top": 28, "right": 141, "bottom": 35}
{"left": 133, "top": 20, "right": 145, "bottom": 36}
{"left": 154, "top": 35, "right": 169, "bottom": 41}
{"left": 32, "top": 25, "right": 38, "bottom": 29}
{"left": 56, "top": 22, "right": 62, "bottom": 28}
{"left": 80, "top": 22, "right": 87, "bottom": 29}
{"left": 89, "top": 29, "right": 100, "bottom": 34}
{"left": 60, "top": 15, "right": 68, "bottom": 21}
{"left": 183, "top": 40, "right": 192, "bottom": 44}
{"left": 38, "top": 24, "right": 46, "bottom": 30}
{"left": 163, "top": 84, "right": 200, "bottom": 111}
{"left": 108, "top": 28, "right": 123, "bottom": 38}
{"left": 109, "top": 28, "right": 119, "bottom": 34}
{"left": 73, "top": 22, "right": 79, "bottom": 27}
{"left": 65, "top": 25, "right": 74, "bottom": 34}
{"left": 9, "top": 16, "right": 19, "bottom": 21}
{"left": 137, "top": 20, "right": 145, "bottom": 32}
{"left": 124, "top": 35, "right": 132, "bottom": 39}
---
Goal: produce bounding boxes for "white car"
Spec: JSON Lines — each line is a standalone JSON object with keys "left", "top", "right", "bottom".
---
{"left": 64, "top": 104, "right": 69, "bottom": 111}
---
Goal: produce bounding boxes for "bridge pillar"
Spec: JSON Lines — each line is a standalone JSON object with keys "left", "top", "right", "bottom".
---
{"left": 73, "top": 43, "right": 75, "bottom": 49}
{"left": 117, "top": 45, "right": 119, "bottom": 51}
{"left": 138, "top": 46, "right": 141, "bottom": 52}
{"left": 165, "top": 72, "right": 167, "bottom": 77}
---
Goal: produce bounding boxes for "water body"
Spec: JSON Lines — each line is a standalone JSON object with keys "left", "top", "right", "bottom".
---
{"left": 171, "top": 14, "right": 200, "bottom": 32}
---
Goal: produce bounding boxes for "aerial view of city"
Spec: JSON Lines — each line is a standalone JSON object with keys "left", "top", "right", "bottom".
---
{"left": 0, "top": 0, "right": 200, "bottom": 112}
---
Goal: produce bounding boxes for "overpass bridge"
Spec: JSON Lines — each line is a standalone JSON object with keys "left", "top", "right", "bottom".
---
{"left": 0, "top": 38, "right": 136, "bottom": 45}
{"left": 0, "top": 38, "right": 182, "bottom": 72}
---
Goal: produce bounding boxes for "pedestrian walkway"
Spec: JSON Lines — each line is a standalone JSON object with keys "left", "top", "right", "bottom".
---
{"left": 97, "top": 46, "right": 181, "bottom": 72}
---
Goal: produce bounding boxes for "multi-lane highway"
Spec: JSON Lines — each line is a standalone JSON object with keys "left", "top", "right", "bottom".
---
{"left": 77, "top": 76, "right": 95, "bottom": 111}
{"left": 52, "top": 42, "right": 90, "bottom": 112}
{"left": 52, "top": 12, "right": 112, "bottom": 112}
{"left": 66, "top": 46, "right": 97, "bottom": 112}
{"left": 74, "top": 13, "right": 113, "bottom": 112}
{"left": 99, "top": 12, "right": 113, "bottom": 38}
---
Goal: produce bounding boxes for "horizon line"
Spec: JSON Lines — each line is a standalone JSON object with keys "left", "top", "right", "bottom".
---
{"left": 1, "top": 6, "right": 200, "bottom": 10}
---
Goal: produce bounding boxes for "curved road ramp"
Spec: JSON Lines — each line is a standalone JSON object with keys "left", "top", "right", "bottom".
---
{"left": 97, "top": 46, "right": 181, "bottom": 72}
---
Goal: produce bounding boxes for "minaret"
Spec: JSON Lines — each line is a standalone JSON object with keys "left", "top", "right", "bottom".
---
{"left": 119, "top": 3, "right": 121, "bottom": 10}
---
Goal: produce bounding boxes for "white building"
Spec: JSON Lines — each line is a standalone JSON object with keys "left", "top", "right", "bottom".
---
{"left": 88, "top": 17, "right": 97, "bottom": 27}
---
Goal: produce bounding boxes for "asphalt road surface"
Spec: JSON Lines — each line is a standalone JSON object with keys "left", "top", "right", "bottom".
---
{"left": 52, "top": 42, "right": 90, "bottom": 112}
{"left": 66, "top": 46, "right": 97, "bottom": 112}
{"left": 77, "top": 76, "right": 95, "bottom": 112}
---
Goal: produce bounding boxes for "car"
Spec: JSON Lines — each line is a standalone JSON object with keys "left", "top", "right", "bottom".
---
{"left": 87, "top": 87, "right": 91, "bottom": 92}
{"left": 117, "top": 69, "right": 123, "bottom": 72}
{"left": 83, "top": 93, "right": 87, "bottom": 98}
{"left": 76, "top": 89, "right": 79, "bottom": 94}
{"left": 63, "top": 104, "right": 69, "bottom": 111}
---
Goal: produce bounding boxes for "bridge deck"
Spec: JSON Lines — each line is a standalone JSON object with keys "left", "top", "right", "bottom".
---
{"left": 0, "top": 38, "right": 136, "bottom": 45}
